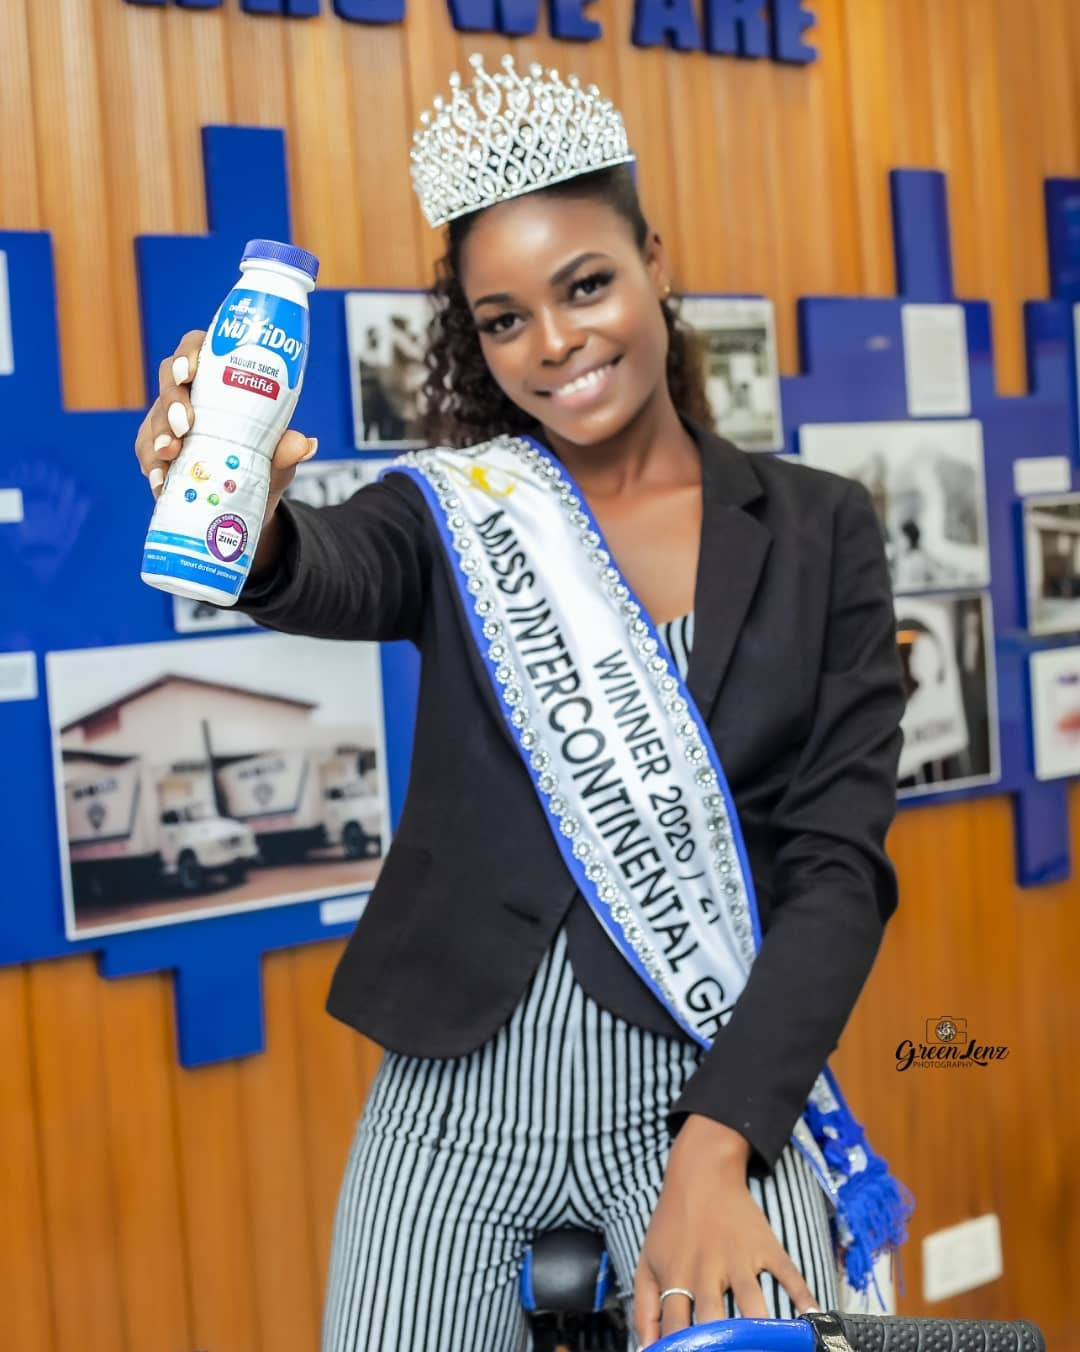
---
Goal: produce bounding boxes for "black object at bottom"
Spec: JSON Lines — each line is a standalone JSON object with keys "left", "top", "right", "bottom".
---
{"left": 527, "top": 1311, "right": 628, "bottom": 1352}
{"left": 524, "top": 1228, "right": 626, "bottom": 1352}
{"left": 802, "top": 1312, "right": 1046, "bottom": 1352}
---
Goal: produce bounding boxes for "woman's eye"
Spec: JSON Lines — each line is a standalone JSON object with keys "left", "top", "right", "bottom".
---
{"left": 570, "top": 270, "right": 613, "bottom": 297}
{"left": 476, "top": 271, "right": 613, "bottom": 336}
{"left": 478, "top": 313, "right": 518, "bottom": 336}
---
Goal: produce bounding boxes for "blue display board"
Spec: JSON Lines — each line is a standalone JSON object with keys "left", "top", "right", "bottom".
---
{"left": 0, "top": 127, "right": 419, "bottom": 1066}
{"left": 1, "top": 126, "right": 1078, "bottom": 1067}
{"left": 787, "top": 169, "right": 1079, "bottom": 887}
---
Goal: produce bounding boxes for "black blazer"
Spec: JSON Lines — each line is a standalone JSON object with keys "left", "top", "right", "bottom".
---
{"left": 236, "top": 416, "right": 905, "bottom": 1172}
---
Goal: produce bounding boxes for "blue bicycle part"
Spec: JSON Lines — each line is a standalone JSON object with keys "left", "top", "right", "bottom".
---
{"left": 646, "top": 1313, "right": 1046, "bottom": 1352}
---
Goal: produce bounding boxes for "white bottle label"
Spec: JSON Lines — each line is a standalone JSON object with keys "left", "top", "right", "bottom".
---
{"left": 211, "top": 288, "right": 309, "bottom": 396}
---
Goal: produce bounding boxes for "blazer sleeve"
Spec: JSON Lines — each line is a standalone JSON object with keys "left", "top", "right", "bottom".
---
{"left": 667, "top": 478, "right": 906, "bottom": 1173}
{"left": 233, "top": 470, "right": 433, "bottom": 643}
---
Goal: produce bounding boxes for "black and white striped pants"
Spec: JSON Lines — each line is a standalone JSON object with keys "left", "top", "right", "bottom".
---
{"left": 322, "top": 923, "right": 838, "bottom": 1351}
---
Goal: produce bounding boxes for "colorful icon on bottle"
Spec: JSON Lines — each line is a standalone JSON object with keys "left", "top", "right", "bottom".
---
{"left": 184, "top": 488, "right": 198, "bottom": 503}
{"left": 191, "top": 461, "right": 211, "bottom": 481}
{"left": 206, "top": 513, "right": 248, "bottom": 564}
{"left": 208, "top": 493, "right": 220, "bottom": 506}
{"left": 224, "top": 479, "right": 237, "bottom": 494}
{"left": 226, "top": 454, "right": 240, "bottom": 470}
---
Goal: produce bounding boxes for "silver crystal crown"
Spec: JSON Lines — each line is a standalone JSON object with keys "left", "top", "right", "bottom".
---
{"left": 410, "top": 51, "right": 636, "bottom": 229}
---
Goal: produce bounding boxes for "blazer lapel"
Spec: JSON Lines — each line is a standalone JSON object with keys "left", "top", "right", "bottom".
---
{"left": 457, "top": 418, "right": 771, "bottom": 738}
{"left": 682, "top": 419, "right": 772, "bottom": 725}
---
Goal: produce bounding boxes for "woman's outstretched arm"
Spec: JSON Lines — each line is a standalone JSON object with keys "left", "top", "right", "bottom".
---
{"left": 235, "top": 471, "right": 433, "bottom": 645}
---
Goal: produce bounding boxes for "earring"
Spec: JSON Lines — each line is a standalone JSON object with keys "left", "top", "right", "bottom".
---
{"left": 662, "top": 282, "right": 672, "bottom": 300}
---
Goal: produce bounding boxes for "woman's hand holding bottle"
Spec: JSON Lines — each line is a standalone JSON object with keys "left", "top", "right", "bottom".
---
{"left": 133, "top": 329, "right": 317, "bottom": 582}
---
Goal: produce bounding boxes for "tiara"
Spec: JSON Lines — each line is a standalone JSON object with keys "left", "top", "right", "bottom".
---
{"left": 409, "top": 52, "right": 636, "bottom": 229}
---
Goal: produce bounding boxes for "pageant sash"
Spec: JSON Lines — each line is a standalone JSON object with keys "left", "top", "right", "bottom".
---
{"left": 383, "top": 434, "right": 912, "bottom": 1301}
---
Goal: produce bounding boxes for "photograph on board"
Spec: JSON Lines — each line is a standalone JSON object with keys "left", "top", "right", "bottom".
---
{"left": 680, "top": 296, "right": 784, "bottom": 452}
{"left": 895, "top": 591, "right": 999, "bottom": 798}
{"left": 46, "top": 631, "right": 391, "bottom": 938}
{"left": 172, "top": 457, "right": 391, "bottom": 634}
{"left": 1029, "top": 645, "right": 1080, "bottom": 780}
{"left": 799, "top": 419, "right": 991, "bottom": 593}
{"left": 345, "top": 289, "right": 434, "bottom": 450}
{"left": 1022, "top": 493, "right": 1080, "bottom": 636}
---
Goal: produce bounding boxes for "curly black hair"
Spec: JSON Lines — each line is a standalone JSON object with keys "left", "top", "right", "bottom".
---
{"left": 417, "top": 163, "right": 716, "bottom": 448}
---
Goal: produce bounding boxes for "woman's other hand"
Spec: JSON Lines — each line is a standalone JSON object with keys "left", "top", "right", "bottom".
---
{"left": 633, "top": 1115, "right": 820, "bottom": 1346}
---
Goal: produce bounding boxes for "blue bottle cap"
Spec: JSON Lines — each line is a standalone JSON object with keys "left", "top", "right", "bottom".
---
{"left": 241, "top": 239, "right": 320, "bottom": 284}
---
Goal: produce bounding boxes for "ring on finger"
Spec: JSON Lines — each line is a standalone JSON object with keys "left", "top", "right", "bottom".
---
{"left": 659, "top": 1286, "right": 695, "bottom": 1310}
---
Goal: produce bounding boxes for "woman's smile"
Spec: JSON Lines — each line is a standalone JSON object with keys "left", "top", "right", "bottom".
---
{"left": 538, "top": 355, "right": 623, "bottom": 408}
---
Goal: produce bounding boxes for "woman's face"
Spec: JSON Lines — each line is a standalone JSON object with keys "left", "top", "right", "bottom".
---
{"left": 458, "top": 193, "right": 670, "bottom": 447}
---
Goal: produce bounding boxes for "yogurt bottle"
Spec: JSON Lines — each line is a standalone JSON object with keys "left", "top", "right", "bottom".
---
{"left": 140, "top": 238, "right": 320, "bottom": 605}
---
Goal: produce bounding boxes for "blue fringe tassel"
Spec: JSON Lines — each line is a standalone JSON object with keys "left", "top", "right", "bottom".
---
{"left": 835, "top": 1154, "right": 916, "bottom": 1294}
{"left": 804, "top": 1072, "right": 916, "bottom": 1300}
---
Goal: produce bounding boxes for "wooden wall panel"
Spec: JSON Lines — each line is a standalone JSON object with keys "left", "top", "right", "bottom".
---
{"left": 94, "top": 0, "right": 175, "bottom": 412}
{"left": 27, "top": 0, "right": 123, "bottom": 411}
{"left": 97, "top": 970, "right": 192, "bottom": 1350}
{"left": 840, "top": 0, "right": 896, "bottom": 297}
{"left": 834, "top": 792, "right": 1080, "bottom": 1349}
{"left": 172, "top": 1056, "right": 261, "bottom": 1351}
{"left": 344, "top": 24, "right": 424, "bottom": 286}
{"left": 0, "top": 968, "right": 55, "bottom": 1348}
{"left": 2, "top": 2, "right": 1079, "bottom": 1349}
{"left": 28, "top": 958, "right": 128, "bottom": 1352}
{"left": 238, "top": 952, "right": 322, "bottom": 1352}
{"left": 286, "top": 943, "right": 374, "bottom": 1326}
{"left": 0, "top": 0, "right": 42, "bottom": 229}
{"left": 811, "top": 0, "right": 859, "bottom": 296}
{"left": 1036, "top": 0, "right": 1080, "bottom": 170}
{"left": 923, "top": 3, "right": 979, "bottom": 302}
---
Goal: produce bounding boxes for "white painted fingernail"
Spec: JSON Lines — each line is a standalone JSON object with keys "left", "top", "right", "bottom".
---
{"left": 153, "top": 433, "right": 173, "bottom": 454}
{"left": 149, "top": 466, "right": 165, "bottom": 492}
{"left": 172, "top": 355, "right": 190, "bottom": 385}
{"left": 167, "top": 401, "right": 190, "bottom": 438}
{"left": 301, "top": 436, "right": 318, "bottom": 461}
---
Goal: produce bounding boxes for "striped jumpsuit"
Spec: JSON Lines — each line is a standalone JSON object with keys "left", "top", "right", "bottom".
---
{"left": 322, "top": 612, "right": 839, "bottom": 1350}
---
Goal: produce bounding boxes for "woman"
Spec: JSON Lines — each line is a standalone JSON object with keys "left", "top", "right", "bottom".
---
{"left": 135, "top": 53, "right": 909, "bottom": 1352}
